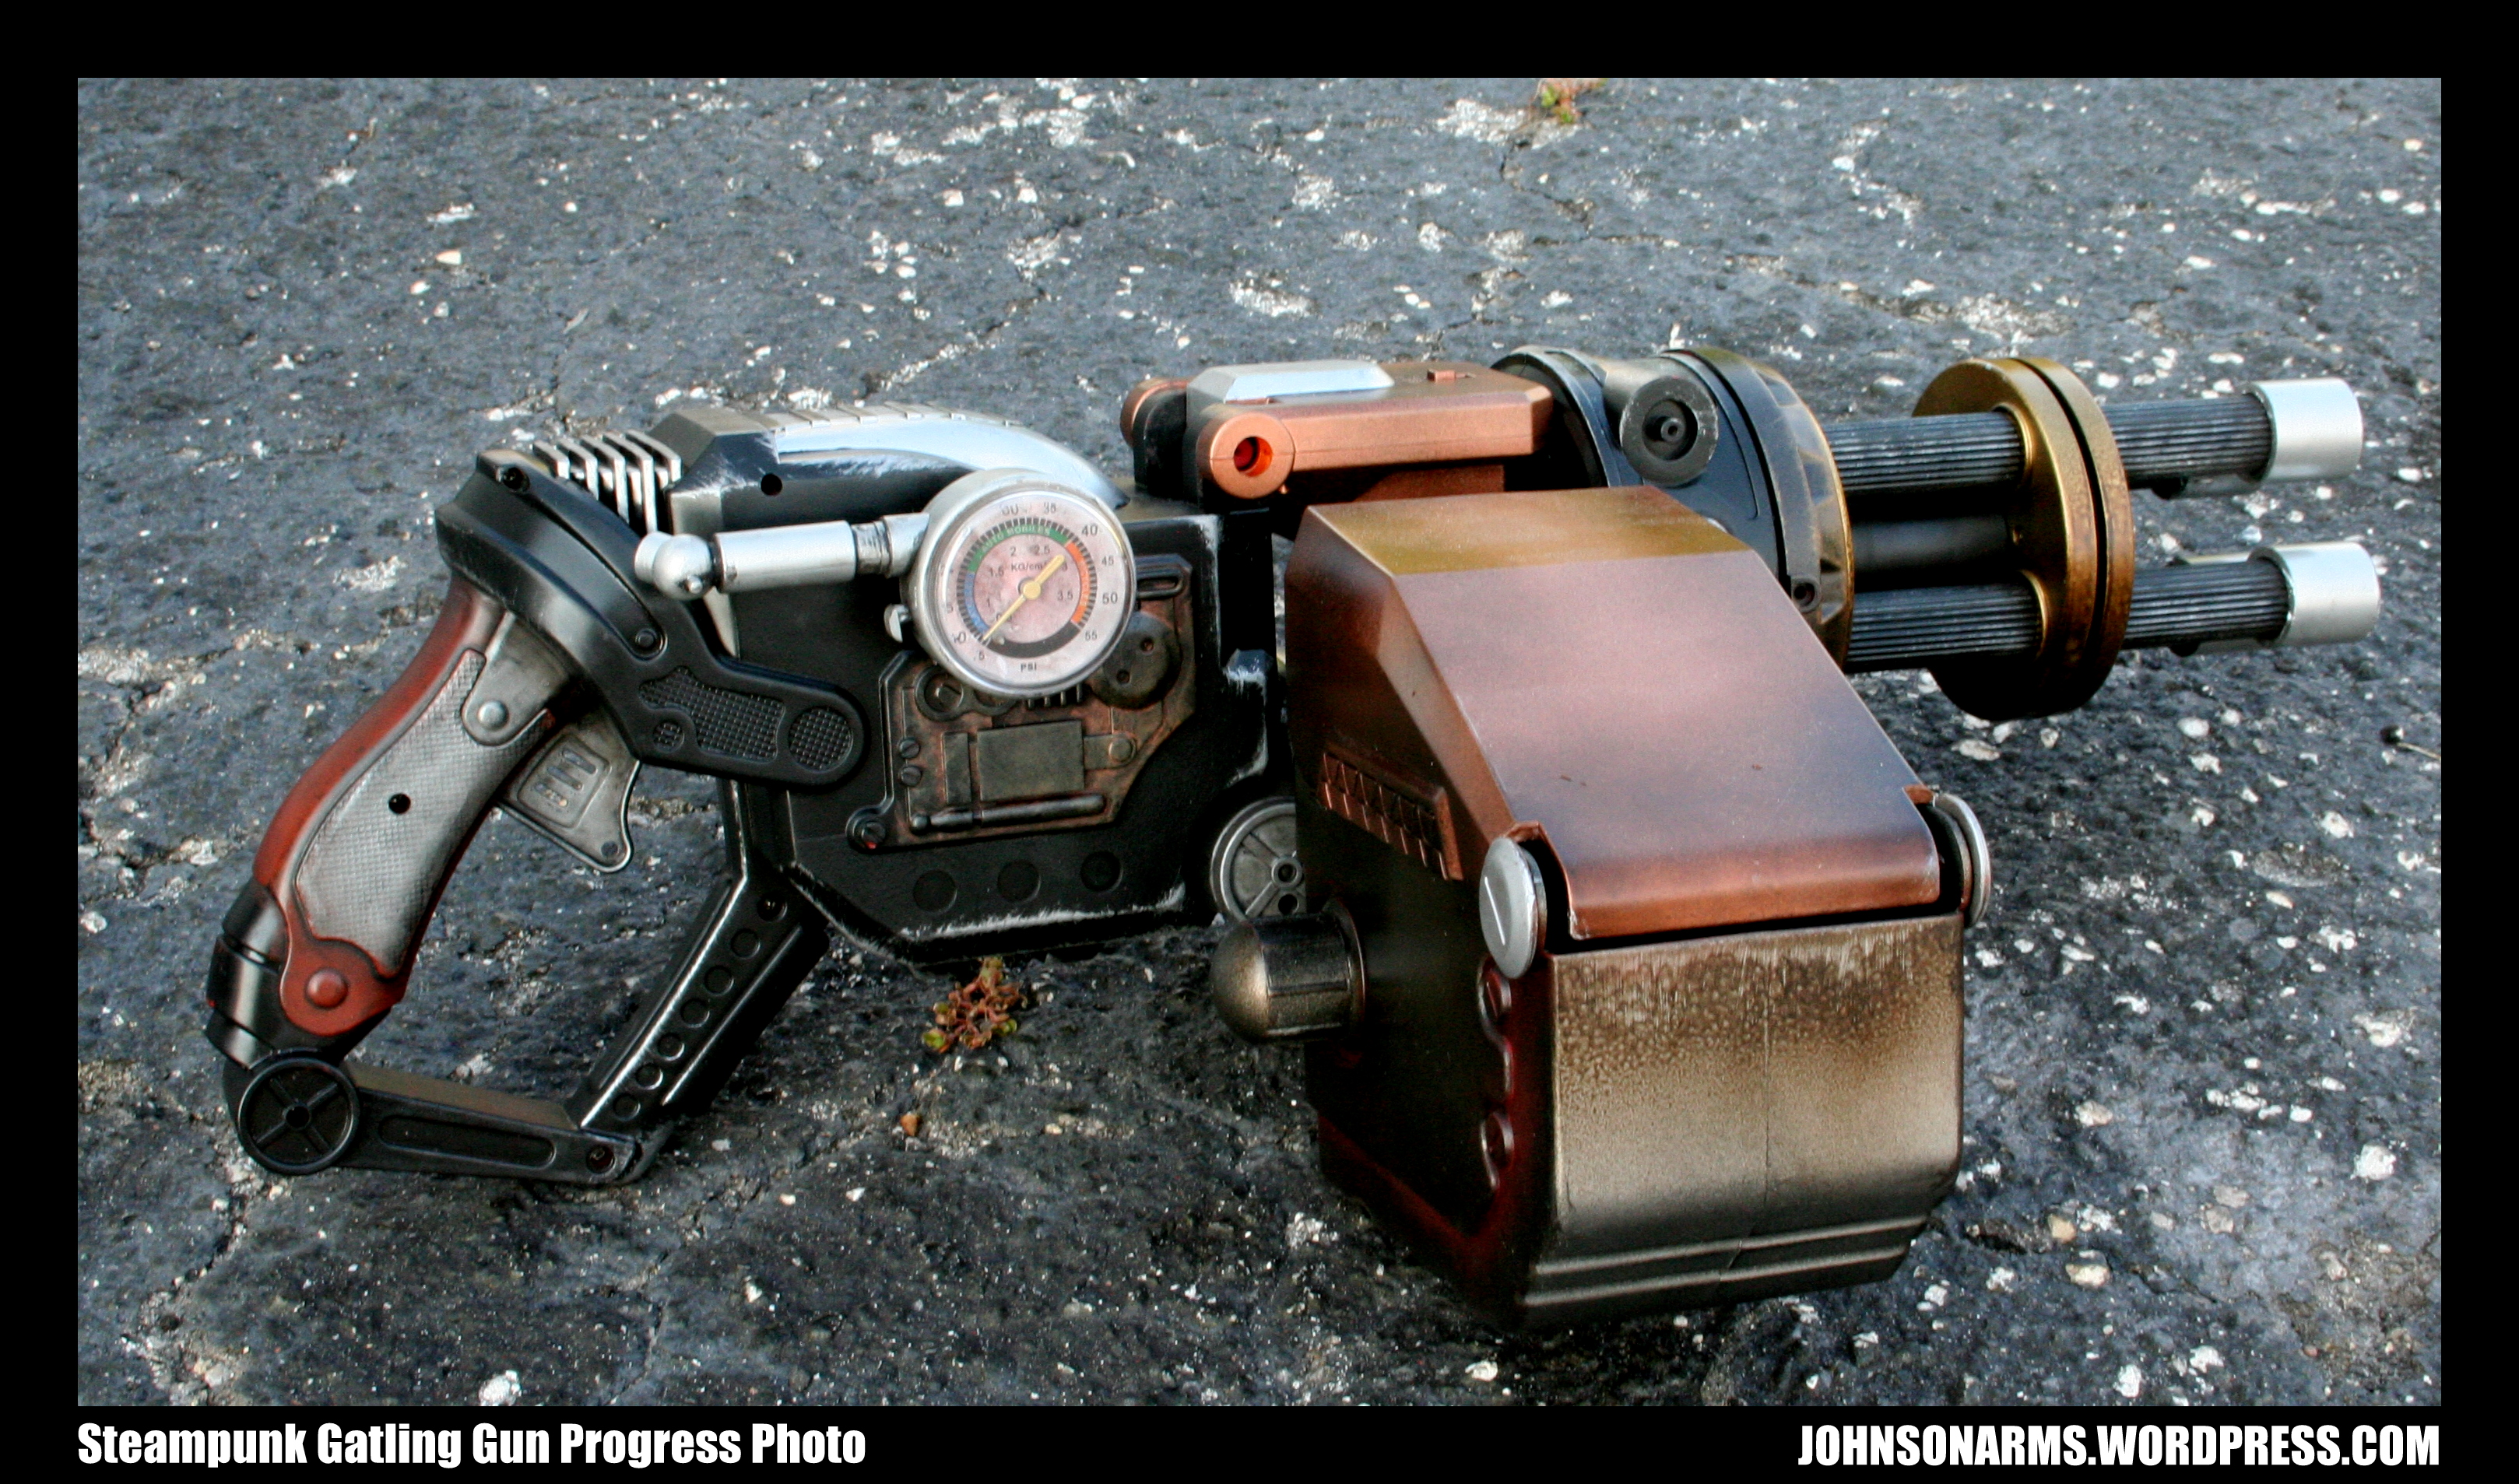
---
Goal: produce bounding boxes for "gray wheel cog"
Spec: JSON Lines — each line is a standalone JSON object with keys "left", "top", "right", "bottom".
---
{"left": 1210, "top": 797, "right": 1303, "bottom": 921}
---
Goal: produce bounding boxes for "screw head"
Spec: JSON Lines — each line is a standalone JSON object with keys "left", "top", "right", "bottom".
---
{"left": 633, "top": 626, "right": 661, "bottom": 652}
{"left": 305, "top": 968, "right": 350, "bottom": 1009}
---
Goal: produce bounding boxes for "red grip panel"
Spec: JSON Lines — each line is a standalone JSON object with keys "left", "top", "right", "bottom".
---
{"left": 251, "top": 579, "right": 551, "bottom": 1039}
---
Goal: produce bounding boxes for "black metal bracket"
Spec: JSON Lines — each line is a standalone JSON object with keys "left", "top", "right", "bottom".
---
{"left": 435, "top": 452, "right": 866, "bottom": 790}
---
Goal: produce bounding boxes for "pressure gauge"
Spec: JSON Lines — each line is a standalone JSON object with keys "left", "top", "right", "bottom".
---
{"left": 905, "top": 468, "right": 1136, "bottom": 699}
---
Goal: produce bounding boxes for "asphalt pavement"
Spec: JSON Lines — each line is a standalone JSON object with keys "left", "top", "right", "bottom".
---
{"left": 77, "top": 78, "right": 2440, "bottom": 1406}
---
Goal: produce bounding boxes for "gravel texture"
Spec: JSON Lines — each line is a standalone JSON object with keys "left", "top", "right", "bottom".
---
{"left": 78, "top": 78, "right": 2440, "bottom": 1407}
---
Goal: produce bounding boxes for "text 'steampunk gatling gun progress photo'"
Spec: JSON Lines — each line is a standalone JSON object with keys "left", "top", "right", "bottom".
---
{"left": 207, "top": 334, "right": 2378, "bottom": 1327}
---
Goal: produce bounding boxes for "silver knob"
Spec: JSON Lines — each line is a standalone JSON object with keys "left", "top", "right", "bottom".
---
{"left": 1477, "top": 837, "right": 1548, "bottom": 979}
{"left": 634, "top": 532, "right": 718, "bottom": 598}
{"left": 1210, "top": 909, "right": 1364, "bottom": 1044}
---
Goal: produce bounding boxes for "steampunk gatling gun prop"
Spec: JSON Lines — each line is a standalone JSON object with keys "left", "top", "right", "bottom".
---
{"left": 204, "top": 339, "right": 2374, "bottom": 1325}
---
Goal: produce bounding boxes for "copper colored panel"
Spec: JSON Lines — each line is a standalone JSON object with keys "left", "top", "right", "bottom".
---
{"left": 1352, "top": 462, "right": 1506, "bottom": 502}
{"left": 1287, "top": 486, "right": 1940, "bottom": 939}
{"left": 1189, "top": 362, "right": 1550, "bottom": 500}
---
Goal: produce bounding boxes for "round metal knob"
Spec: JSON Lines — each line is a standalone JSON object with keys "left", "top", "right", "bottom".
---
{"left": 1477, "top": 837, "right": 1548, "bottom": 979}
{"left": 1210, "top": 909, "right": 1363, "bottom": 1044}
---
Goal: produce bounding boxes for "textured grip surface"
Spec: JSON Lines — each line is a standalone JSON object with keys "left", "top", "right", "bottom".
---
{"left": 293, "top": 650, "right": 545, "bottom": 970}
{"left": 244, "top": 581, "right": 555, "bottom": 1040}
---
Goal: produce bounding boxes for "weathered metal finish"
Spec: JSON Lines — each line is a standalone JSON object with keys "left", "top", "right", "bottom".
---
{"left": 1188, "top": 361, "right": 1551, "bottom": 503}
{"left": 852, "top": 556, "right": 1197, "bottom": 846}
{"left": 1527, "top": 914, "right": 1964, "bottom": 1321}
{"left": 1311, "top": 910, "right": 1966, "bottom": 1328}
{"left": 1692, "top": 346, "right": 1855, "bottom": 663}
{"left": 1287, "top": 486, "right": 1941, "bottom": 939}
{"left": 1915, "top": 357, "right": 2134, "bottom": 720}
{"left": 1209, "top": 907, "right": 1365, "bottom": 1044}
{"left": 1284, "top": 482, "right": 1967, "bottom": 1325}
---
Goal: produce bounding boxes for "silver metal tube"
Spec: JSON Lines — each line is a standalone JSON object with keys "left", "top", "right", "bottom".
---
{"left": 2257, "top": 539, "right": 2383, "bottom": 647}
{"left": 2251, "top": 378, "right": 2365, "bottom": 482}
{"left": 633, "top": 510, "right": 933, "bottom": 600}
{"left": 2177, "top": 540, "right": 2381, "bottom": 651}
{"left": 712, "top": 520, "right": 863, "bottom": 592}
{"left": 634, "top": 532, "right": 716, "bottom": 598}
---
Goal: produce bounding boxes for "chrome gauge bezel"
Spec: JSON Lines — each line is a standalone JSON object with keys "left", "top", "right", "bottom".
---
{"left": 904, "top": 468, "right": 1135, "bottom": 700}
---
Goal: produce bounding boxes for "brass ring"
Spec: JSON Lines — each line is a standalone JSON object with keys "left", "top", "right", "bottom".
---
{"left": 1913, "top": 358, "right": 2129, "bottom": 719}
{"left": 2019, "top": 356, "right": 2134, "bottom": 714}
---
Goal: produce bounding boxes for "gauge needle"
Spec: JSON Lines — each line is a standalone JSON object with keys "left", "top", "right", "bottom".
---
{"left": 979, "top": 549, "right": 1070, "bottom": 646}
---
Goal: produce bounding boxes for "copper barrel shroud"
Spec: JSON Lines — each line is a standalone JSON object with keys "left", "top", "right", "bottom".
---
{"left": 1286, "top": 486, "right": 1960, "bottom": 1324}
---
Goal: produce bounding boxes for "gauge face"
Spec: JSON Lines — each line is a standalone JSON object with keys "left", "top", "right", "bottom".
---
{"left": 911, "top": 474, "right": 1134, "bottom": 697}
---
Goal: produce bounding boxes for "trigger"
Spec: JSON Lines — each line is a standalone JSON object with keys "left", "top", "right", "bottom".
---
{"left": 502, "top": 709, "right": 641, "bottom": 872}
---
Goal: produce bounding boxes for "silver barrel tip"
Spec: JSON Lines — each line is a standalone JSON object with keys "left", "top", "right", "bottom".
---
{"left": 2250, "top": 378, "right": 2364, "bottom": 482}
{"left": 2257, "top": 540, "right": 2382, "bottom": 647}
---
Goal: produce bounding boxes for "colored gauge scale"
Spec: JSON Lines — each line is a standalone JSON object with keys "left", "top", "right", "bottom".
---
{"left": 907, "top": 469, "right": 1135, "bottom": 699}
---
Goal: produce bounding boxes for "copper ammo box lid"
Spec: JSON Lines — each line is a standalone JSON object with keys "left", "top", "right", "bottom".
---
{"left": 1287, "top": 486, "right": 1941, "bottom": 937}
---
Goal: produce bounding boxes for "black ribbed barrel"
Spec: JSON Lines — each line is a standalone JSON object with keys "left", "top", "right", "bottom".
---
{"left": 2108, "top": 398, "right": 2274, "bottom": 493}
{"left": 1828, "top": 395, "right": 2275, "bottom": 502}
{"left": 1829, "top": 412, "right": 2020, "bottom": 496}
{"left": 1845, "top": 560, "right": 2291, "bottom": 672}
{"left": 2119, "top": 558, "right": 2289, "bottom": 648}
{"left": 1844, "top": 584, "right": 2039, "bottom": 671}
